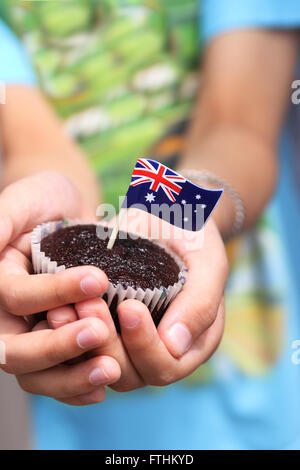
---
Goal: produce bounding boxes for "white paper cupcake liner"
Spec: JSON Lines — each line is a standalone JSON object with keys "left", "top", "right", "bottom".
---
{"left": 31, "top": 219, "right": 188, "bottom": 323}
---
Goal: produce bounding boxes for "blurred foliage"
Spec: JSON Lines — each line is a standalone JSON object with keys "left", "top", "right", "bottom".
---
{"left": 3, "top": 0, "right": 201, "bottom": 207}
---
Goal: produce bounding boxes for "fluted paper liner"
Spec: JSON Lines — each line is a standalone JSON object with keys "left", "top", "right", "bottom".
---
{"left": 31, "top": 220, "right": 187, "bottom": 324}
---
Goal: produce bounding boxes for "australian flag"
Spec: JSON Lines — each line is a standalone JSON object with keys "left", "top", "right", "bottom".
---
{"left": 123, "top": 158, "right": 223, "bottom": 231}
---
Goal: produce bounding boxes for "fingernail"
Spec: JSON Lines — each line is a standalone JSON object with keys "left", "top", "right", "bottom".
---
{"left": 89, "top": 366, "right": 110, "bottom": 385}
{"left": 80, "top": 275, "right": 103, "bottom": 296}
{"left": 167, "top": 322, "right": 192, "bottom": 357}
{"left": 50, "top": 320, "right": 68, "bottom": 327}
{"left": 77, "top": 327, "right": 100, "bottom": 349}
{"left": 120, "top": 311, "right": 140, "bottom": 329}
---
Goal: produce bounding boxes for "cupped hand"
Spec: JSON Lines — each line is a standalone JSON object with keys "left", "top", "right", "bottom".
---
{"left": 0, "top": 171, "right": 121, "bottom": 404}
{"left": 48, "top": 211, "right": 228, "bottom": 391}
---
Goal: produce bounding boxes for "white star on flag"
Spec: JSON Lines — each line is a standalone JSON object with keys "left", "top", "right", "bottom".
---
{"left": 145, "top": 192, "right": 156, "bottom": 203}
{"left": 195, "top": 194, "right": 201, "bottom": 200}
{"left": 181, "top": 200, "right": 186, "bottom": 204}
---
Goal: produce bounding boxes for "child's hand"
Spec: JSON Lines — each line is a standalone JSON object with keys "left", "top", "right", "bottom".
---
{"left": 0, "top": 171, "right": 121, "bottom": 404}
{"left": 48, "top": 214, "right": 228, "bottom": 391}
{"left": 0, "top": 302, "right": 120, "bottom": 405}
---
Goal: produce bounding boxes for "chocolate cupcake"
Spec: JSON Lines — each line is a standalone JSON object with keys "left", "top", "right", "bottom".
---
{"left": 31, "top": 220, "right": 187, "bottom": 329}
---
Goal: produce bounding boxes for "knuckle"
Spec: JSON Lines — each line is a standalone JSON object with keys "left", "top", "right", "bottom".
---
{"left": 110, "top": 376, "right": 145, "bottom": 393}
{"left": 16, "top": 376, "right": 33, "bottom": 394}
{"left": 200, "top": 298, "right": 218, "bottom": 328}
{"left": 183, "top": 299, "right": 217, "bottom": 338}
{"left": 110, "top": 382, "right": 135, "bottom": 393}
{"left": 150, "top": 370, "right": 176, "bottom": 387}
{"left": 128, "top": 332, "right": 159, "bottom": 353}
{"left": 52, "top": 279, "right": 68, "bottom": 306}
{"left": 0, "top": 283, "right": 21, "bottom": 314}
{"left": 123, "top": 379, "right": 145, "bottom": 392}
{"left": 45, "top": 331, "right": 66, "bottom": 365}
{"left": 59, "top": 379, "right": 77, "bottom": 398}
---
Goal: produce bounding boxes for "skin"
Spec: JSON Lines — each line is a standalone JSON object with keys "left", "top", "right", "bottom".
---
{"left": 1, "top": 87, "right": 100, "bottom": 211}
{"left": 182, "top": 29, "right": 299, "bottom": 237}
{"left": 0, "top": 29, "right": 298, "bottom": 404}
{"left": 49, "top": 213, "right": 228, "bottom": 391}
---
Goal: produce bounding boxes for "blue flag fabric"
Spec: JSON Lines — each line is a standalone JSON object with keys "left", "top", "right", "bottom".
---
{"left": 122, "top": 158, "right": 223, "bottom": 231}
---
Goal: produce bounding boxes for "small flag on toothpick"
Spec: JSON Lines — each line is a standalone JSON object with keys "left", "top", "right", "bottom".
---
{"left": 107, "top": 158, "right": 223, "bottom": 249}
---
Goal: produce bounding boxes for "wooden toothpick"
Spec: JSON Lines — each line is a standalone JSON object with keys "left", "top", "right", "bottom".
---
{"left": 107, "top": 208, "right": 126, "bottom": 250}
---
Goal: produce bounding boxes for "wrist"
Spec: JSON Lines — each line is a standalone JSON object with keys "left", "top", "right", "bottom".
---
{"left": 210, "top": 192, "right": 236, "bottom": 240}
{"left": 178, "top": 168, "right": 244, "bottom": 240}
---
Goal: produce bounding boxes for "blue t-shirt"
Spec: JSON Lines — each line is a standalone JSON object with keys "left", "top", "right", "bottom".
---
{"left": 0, "top": 20, "right": 35, "bottom": 85}
{"left": 3, "top": 2, "right": 300, "bottom": 450}
{"left": 202, "top": 0, "right": 300, "bottom": 41}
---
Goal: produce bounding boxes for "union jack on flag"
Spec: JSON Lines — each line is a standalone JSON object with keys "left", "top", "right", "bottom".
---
{"left": 123, "top": 158, "right": 223, "bottom": 231}
{"left": 130, "top": 158, "right": 186, "bottom": 202}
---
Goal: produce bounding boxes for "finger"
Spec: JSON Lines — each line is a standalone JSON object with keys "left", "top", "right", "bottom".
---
{"left": 1, "top": 317, "right": 109, "bottom": 374}
{"left": 47, "top": 305, "right": 78, "bottom": 329}
{"left": 59, "top": 387, "right": 106, "bottom": 406}
{"left": 0, "top": 305, "right": 29, "bottom": 336}
{"left": 158, "top": 226, "right": 228, "bottom": 358}
{"left": 10, "top": 232, "right": 32, "bottom": 259}
{"left": 118, "top": 299, "right": 176, "bottom": 386}
{"left": 32, "top": 320, "right": 49, "bottom": 331}
{"left": 75, "top": 298, "right": 144, "bottom": 391}
{"left": 75, "top": 298, "right": 117, "bottom": 334}
{"left": 0, "top": 261, "right": 108, "bottom": 315}
{"left": 17, "top": 355, "right": 121, "bottom": 399}
{"left": 119, "top": 298, "right": 225, "bottom": 386}
{"left": 178, "top": 298, "right": 225, "bottom": 371}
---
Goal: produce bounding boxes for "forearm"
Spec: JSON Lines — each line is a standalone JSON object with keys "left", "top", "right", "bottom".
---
{"left": 181, "top": 120, "right": 277, "bottom": 239}
{"left": 0, "top": 86, "right": 100, "bottom": 212}
{"left": 2, "top": 144, "right": 100, "bottom": 214}
{"left": 180, "top": 30, "right": 299, "bottom": 240}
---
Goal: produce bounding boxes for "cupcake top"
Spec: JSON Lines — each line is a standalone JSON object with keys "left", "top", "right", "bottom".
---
{"left": 40, "top": 224, "right": 180, "bottom": 290}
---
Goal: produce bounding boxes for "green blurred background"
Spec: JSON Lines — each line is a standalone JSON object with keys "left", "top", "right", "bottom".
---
{"left": 2, "top": 0, "right": 201, "bottom": 207}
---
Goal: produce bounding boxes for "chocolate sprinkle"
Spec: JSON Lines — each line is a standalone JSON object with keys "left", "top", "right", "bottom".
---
{"left": 40, "top": 224, "right": 180, "bottom": 291}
